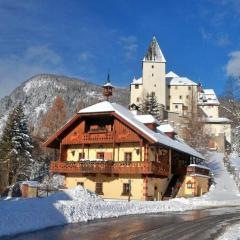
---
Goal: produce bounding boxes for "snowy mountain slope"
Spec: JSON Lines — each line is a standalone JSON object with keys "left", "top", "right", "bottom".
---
{"left": 0, "top": 74, "right": 129, "bottom": 132}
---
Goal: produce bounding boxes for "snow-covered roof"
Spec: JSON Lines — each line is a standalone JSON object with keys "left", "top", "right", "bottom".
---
{"left": 143, "top": 36, "right": 166, "bottom": 63}
{"left": 157, "top": 124, "right": 175, "bottom": 133}
{"left": 134, "top": 115, "right": 159, "bottom": 124}
{"left": 204, "top": 117, "right": 231, "bottom": 123}
{"left": 103, "top": 82, "right": 114, "bottom": 87}
{"left": 165, "top": 71, "right": 179, "bottom": 78}
{"left": 198, "top": 89, "right": 219, "bottom": 105}
{"left": 79, "top": 101, "right": 204, "bottom": 159}
{"left": 131, "top": 77, "right": 142, "bottom": 85}
{"left": 167, "top": 77, "right": 198, "bottom": 86}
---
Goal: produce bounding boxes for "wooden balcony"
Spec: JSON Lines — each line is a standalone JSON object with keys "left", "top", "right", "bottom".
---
{"left": 50, "top": 161, "right": 169, "bottom": 177}
{"left": 187, "top": 164, "right": 210, "bottom": 176}
{"left": 82, "top": 132, "right": 114, "bottom": 143}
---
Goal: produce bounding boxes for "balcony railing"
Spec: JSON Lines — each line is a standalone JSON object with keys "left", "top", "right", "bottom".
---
{"left": 187, "top": 164, "right": 210, "bottom": 176}
{"left": 82, "top": 132, "right": 113, "bottom": 143}
{"left": 50, "top": 160, "right": 169, "bottom": 177}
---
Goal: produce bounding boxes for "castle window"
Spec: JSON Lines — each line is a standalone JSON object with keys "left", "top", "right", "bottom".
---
{"left": 95, "top": 183, "right": 103, "bottom": 195}
{"left": 179, "top": 95, "right": 182, "bottom": 99}
{"left": 152, "top": 73, "right": 154, "bottom": 77}
{"left": 154, "top": 84, "right": 156, "bottom": 87}
{"left": 124, "top": 152, "right": 132, "bottom": 163}
{"left": 136, "top": 97, "right": 140, "bottom": 102}
{"left": 169, "top": 95, "right": 171, "bottom": 99}
{"left": 186, "top": 95, "right": 189, "bottom": 99}
{"left": 122, "top": 183, "right": 130, "bottom": 196}
{"left": 166, "top": 106, "right": 170, "bottom": 110}
{"left": 188, "top": 86, "right": 191, "bottom": 90}
{"left": 135, "top": 85, "right": 139, "bottom": 89}
{"left": 151, "top": 92, "right": 155, "bottom": 96}
{"left": 152, "top": 65, "right": 154, "bottom": 69}
{"left": 175, "top": 105, "right": 178, "bottom": 109}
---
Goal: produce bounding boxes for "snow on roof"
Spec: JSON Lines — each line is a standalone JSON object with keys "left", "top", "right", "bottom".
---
{"left": 134, "top": 115, "right": 159, "bottom": 124}
{"left": 204, "top": 117, "right": 231, "bottom": 123}
{"left": 157, "top": 124, "right": 175, "bottom": 133}
{"left": 199, "top": 89, "right": 219, "bottom": 105}
{"left": 131, "top": 77, "right": 142, "bottom": 85}
{"left": 167, "top": 77, "right": 198, "bottom": 86}
{"left": 165, "top": 71, "right": 179, "bottom": 78}
{"left": 143, "top": 36, "right": 166, "bottom": 63}
{"left": 103, "top": 82, "right": 114, "bottom": 87}
{"left": 79, "top": 101, "right": 204, "bottom": 159}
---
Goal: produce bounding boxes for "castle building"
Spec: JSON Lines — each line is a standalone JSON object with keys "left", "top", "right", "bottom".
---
{"left": 130, "top": 37, "right": 231, "bottom": 152}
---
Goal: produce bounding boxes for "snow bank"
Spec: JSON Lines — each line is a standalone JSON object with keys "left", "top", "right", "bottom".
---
{"left": 0, "top": 152, "right": 240, "bottom": 237}
{"left": 218, "top": 223, "right": 240, "bottom": 240}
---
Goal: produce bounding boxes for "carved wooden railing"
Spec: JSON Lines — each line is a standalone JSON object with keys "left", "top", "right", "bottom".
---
{"left": 82, "top": 132, "right": 114, "bottom": 143}
{"left": 50, "top": 161, "right": 169, "bottom": 177}
{"left": 187, "top": 165, "right": 209, "bottom": 176}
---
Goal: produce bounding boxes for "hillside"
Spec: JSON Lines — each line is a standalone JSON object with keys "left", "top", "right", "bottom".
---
{"left": 0, "top": 74, "right": 129, "bottom": 133}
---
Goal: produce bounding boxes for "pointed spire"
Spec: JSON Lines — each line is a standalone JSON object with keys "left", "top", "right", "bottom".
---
{"left": 102, "top": 72, "right": 114, "bottom": 101}
{"left": 143, "top": 36, "right": 166, "bottom": 62}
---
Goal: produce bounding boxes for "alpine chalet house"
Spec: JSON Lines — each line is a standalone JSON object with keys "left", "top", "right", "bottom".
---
{"left": 130, "top": 36, "right": 231, "bottom": 152}
{"left": 44, "top": 81, "right": 210, "bottom": 200}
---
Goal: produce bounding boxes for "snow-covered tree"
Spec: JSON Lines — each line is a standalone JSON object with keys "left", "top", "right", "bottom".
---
{"left": 140, "top": 92, "right": 162, "bottom": 119}
{"left": 0, "top": 103, "right": 34, "bottom": 187}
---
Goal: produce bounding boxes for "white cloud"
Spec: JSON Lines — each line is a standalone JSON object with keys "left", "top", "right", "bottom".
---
{"left": 226, "top": 51, "right": 240, "bottom": 78}
{"left": 119, "top": 36, "right": 138, "bottom": 60}
{"left": 0, "top": 45, "right": 63, "bottom": 98}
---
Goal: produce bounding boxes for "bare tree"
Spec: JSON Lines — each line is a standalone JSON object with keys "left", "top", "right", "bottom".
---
{"left": 40, "top": 96, "right": 67, "bottom": 139}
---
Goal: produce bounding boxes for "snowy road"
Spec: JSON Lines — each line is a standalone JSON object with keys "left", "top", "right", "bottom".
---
{"left": 4, "top": 206, "right": 240, "bottom": 240}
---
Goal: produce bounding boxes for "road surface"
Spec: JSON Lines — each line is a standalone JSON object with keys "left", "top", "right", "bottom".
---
{"left": 3, "top": 207, "right": 240, "bottom": 240}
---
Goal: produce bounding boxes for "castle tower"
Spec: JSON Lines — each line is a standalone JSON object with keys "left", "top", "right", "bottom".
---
{"left": 142, "top": 36, "right": 166, "bottom": 107}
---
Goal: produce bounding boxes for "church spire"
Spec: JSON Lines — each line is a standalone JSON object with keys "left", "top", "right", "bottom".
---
{"left": 143, "top": 36, "right": 166, "bottom": 62}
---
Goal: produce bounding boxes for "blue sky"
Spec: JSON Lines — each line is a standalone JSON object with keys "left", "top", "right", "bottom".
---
{"left": 0, "top": 0, "right": 240, "bottom": 98}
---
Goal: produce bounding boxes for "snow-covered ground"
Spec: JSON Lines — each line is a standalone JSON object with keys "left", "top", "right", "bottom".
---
{"left": 0, "top": 151, "right": 240, "bottom": 237}
{"left": 218, "top": 223, "right": 240, "bottom": 240}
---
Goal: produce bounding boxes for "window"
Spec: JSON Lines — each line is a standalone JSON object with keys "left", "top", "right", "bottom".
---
{"left": 168, "top": 95, "right": 171, "bottom": 99}
{"left": 136, "top": 97, "right": 140, "bottom": 102}
{"left": 179, "top": 95, "right": 182, "bottom": 99}
{"left": 152, "top": 73, "right": 154, "bottom": 77}
{"left": 151, "top": 92, "right": 155, "bottom": 96}
{"left": 95, "top": 183, "right": 103, "bottom": 195}
{"left": 175, "top": 86, "right": 178, "bottom": 89}
{"left": 154, "top": 84, "right": 156, "bottom": 87}
{"left": 186, "top": 95, "right": 189, "bottom": 99}
{"left": 166, "top": 106, "right": 170, "bottom": 110}
{"left": 135, "top": 85, "right": 139, "bottom": 89}
{"left": 152, "top": 65, "right": 154, "bottom": 69}
{"left": 96, "top": 152, "right": 104, "bottom": 160}
{"left": 71, "top": 150, "right": 75, "bottom": 156}
{"left": 124, "top": 152, "right": 132, "bottom": 163}
{"left": 188, "top": 86, "right": 191, "bottom": 90}
{"left": 187, "top": 182, "right": 193, "bottom": 189}
{"left": 175, "top": 105, "right": 178, "bottom": 109}
{"left": 79, "top": 152, "right": 85, "bottom": 160}
{"left": 77, "top": 182, "right": 84, "bottom": 187}
{"left": 122, "top": 183, "right": 130, "bottom": 195}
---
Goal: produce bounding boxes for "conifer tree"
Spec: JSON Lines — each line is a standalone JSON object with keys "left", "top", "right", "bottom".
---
{"left": 140, "top": 92, "right": 160, "bottom": 119}
{"left": 0, "top": 103, "right": 34, "bottom": 187}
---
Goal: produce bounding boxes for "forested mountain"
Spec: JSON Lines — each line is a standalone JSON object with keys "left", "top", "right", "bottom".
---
{"left": 0, "top": 74, "right": 129, "bottom": 133}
